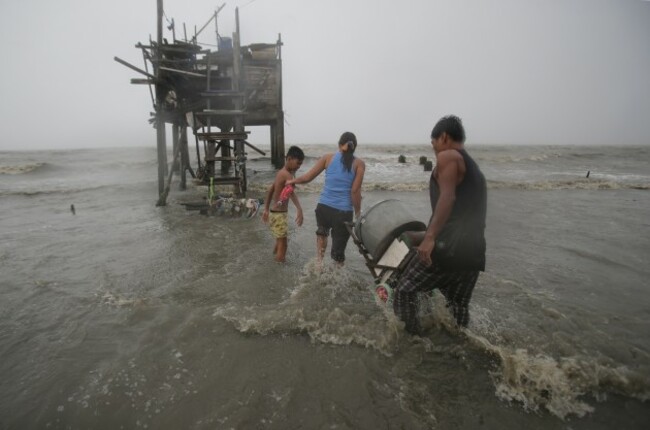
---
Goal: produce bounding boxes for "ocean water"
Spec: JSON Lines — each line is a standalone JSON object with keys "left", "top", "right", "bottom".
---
{"left": 0, "top": 143, "right": 649, "bottom": 429}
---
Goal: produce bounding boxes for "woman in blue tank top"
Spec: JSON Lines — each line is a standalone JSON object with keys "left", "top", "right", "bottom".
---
{"left": 288, "top": 132, "right": 366, "bottom": 265}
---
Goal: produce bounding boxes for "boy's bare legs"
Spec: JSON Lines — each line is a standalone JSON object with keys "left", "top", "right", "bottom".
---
{"left": 275, "top": 237, "right": 288, "bottom": 263}
{"left": 316, "top": 235, "right": 327, "bottom": 269}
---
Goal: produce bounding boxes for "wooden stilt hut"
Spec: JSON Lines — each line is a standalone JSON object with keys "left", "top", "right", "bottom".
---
{"left": 115, "top": 0, "right": 285, "bottom": 205}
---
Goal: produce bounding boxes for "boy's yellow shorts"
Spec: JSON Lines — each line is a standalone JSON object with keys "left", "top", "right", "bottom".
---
{"left": 269, "top": 211, "right": 288, "bottom": 239}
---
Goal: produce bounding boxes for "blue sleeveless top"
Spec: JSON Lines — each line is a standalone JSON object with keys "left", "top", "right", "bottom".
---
{"left": 319, "top": 152, "right": 356, "bottom": 211}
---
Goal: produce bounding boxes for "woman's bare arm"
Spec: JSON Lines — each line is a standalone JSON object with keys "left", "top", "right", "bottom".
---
{"left": 288, "top": 155, "right": 330, "bottom": 185}
{"left": 351, "top": 158, "right": 365, "bottom": 218}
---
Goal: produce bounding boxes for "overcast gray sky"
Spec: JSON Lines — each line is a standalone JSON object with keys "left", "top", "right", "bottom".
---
{"left": 1, "top": 0, "right": 649, "bottom": 150}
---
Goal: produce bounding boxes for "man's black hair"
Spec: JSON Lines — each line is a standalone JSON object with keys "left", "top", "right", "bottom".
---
{"left": 286, "top": 145, "right": 305, "bottom": 160}
{"left": 431, "top": 115, "right": 466, "bottom": 143}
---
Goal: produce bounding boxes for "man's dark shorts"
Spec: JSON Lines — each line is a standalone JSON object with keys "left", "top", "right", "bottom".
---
{"left": 315, "top": 203, "right": 353, "bottom": 262}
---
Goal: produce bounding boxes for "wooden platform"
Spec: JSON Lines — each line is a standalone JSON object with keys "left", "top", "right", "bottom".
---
{"left": 196, "top": 131, "right": 250, "bottom": 141}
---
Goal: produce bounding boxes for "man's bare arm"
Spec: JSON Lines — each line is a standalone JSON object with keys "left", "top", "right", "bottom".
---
{"left": 417, "top": 151, "right": 461, "bottom": 265}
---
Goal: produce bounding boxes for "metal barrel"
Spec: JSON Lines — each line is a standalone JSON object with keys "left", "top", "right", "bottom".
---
{"left": 353, "top": 199, "right": 426, "bottom": 261}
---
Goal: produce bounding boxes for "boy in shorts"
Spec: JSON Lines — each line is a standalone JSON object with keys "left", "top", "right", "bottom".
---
{"left": 262, "top": 146, "right": 305, "bottom": 262}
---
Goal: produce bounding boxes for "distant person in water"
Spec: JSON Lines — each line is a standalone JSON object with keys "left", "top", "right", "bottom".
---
{"left": 393, "top": 115, "right": 487, "bottom": 334}
{"left": 262, "top": 146, "right": 305, "bottom": 263}
{"left": 287, "top": 132, "right": 366, "bottom": 266}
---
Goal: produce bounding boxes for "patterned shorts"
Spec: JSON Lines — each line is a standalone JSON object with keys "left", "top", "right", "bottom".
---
{"left": 394, "top": 256, "right": 480, "bottom": 331}
{"left": 269, "top": 211, "right": 288, "bottom": 239}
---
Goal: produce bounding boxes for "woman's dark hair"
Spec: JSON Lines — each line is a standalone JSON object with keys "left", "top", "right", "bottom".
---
{"left": 338, "top": 131, "right": 357, "bottom": 172}
{"left": 431, "top": 115, "right": 466, "bottom": 143}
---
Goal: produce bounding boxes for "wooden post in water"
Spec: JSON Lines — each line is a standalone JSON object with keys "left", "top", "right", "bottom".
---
{"left": 233, "top": 8, "right": 244, "bottom": 192}
{"left": 273, "top": 33, "right": 285, "bottom": 168}
{"left": 180, "top": 125, "right": 189, "bottom": 190}
{"left": 172, "top": 123, "right": 180, "bottom": 173}
{"left": 155, "top": 0, "right": 168, "bottom": 196}
{"left": 270, "top": 124, "right": 277, "bottom": 166}
{"left": 156, "top": 141, "right": 182, "bottom": 207}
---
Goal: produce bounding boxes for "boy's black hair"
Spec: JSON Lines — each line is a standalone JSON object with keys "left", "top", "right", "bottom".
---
{"left": 286, "top": 145, "right": 305, "bottom": 160}
{"left": 431, "top": 115, "right": 466, "bottom": 143}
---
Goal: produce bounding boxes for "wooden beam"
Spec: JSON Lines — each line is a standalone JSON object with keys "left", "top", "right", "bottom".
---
{"left": 196, "top": 131, "right": 250, "bottom": 140}
{"left": 114, "top": 56, "right": 156, "bottom": 80}
{"left": 136, "top": 43, "right": 209, "bottom": 54}
{"left": 159, "top": 66, "right": 206, "bottom": 78}
{"left": 243, "top": 140, "right": 266, "bottom": 156}
{"left": 130, "top": 78, "right": 156, "bottom": 85}
{"left": 200, "top": 91, "right": 245, "bottom": 98}
{"left": 196, "top": 110, "right": 247, "bottom": 116}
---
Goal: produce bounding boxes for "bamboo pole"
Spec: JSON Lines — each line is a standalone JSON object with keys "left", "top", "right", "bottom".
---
{"left": 195, "top": 12, "right": 216, "bottom": 39}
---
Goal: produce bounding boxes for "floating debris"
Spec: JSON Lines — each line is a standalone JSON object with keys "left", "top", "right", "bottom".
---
{"left": 182, "top": 197, "right": 262, "bottom": 218}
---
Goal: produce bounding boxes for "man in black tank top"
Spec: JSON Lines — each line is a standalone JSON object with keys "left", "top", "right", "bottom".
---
{"left": 393, "top": 115, "right": 487, "bottom": 334}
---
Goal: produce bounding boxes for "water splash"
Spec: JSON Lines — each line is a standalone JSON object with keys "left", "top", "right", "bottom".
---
{"left": 214, "top": 260, "right": 404, "bottom": 355}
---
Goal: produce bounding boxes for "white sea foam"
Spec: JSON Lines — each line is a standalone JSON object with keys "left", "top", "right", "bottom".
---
{"left": 0, "top": 162, "right": 46, "bottom": 175}
{"left": 488, "top": 179, "right": 650, "bottom": 191}
{"left": 463, "top": 328, "right": 650, "bottom": 420}
{"left": 213, "top": 260, "right": 404, "bottom": 356}
{"left": 245, "top": 179, "right": 649, "bottom": 194}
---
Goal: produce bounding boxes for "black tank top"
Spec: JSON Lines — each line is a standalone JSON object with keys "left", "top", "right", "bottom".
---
{"left": 430, "top": 149, "right": 487, "bottom": 271}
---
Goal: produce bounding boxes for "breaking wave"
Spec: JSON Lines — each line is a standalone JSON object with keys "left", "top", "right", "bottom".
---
{"left": 0, "top": 183, "right": 120, "bottom": 197}
{"left": 0, "top": 162, "right": 47, "bottom": 175}
{"left": 213, "top": 266, "right": 650, "bottom": 421}
{"left": 476, "top": 152, "right": 563, "bottom": 163}
{"left": 213, "top": 261, "right": 404, "bottom": 356}
{"left": 246, "top": 179, "right": 649, "bottom": 194}
{"left": 488, "top": 179, "right": 650, "bottom": 191}
{"left": 416, "top": 296, "right": 650, "bottom": 420}
{"left": 465, "top": 330, "right": 650, "bottom": 420}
